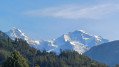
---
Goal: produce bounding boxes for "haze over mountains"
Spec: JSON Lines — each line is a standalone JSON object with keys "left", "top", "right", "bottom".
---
{"left": 6, "top": 27, "right": 108, "bottom": 54}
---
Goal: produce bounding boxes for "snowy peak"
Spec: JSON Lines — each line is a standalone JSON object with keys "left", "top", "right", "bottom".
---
{"left": 6, "top": 28, "right": 56, "bottom": 52}
{"left": 77, "top": 30, "right": 88, "bottom": 34}
{"left": 53, "top": 30, "right": 108, "bottom": 54}
{"left": 7, "top": 27, "right": 25, "bottom": 39}
{"left": 6, "top": 27, "right": 40, "bottom": 46}
{"left": 70, "top": 30, "right": 106, "bottom": 43}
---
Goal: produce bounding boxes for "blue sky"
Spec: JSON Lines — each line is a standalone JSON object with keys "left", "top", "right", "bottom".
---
{"left": 0, "top": 0, "right": 119, "bottom": 41}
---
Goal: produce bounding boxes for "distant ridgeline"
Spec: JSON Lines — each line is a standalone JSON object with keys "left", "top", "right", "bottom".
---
{"left": 6, "top": 28, "right": 108, "bottom": 54}
{"left": 84, "top": 40, "right": 119, "bottom": 66}
{"left": 0, "top": 30, "right": 110, "bottom": 67}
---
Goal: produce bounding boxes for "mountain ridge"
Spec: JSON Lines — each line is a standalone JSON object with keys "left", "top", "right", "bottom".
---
{"left": 6, "top": 27, "right": 108, "bottom": 54}
{"left": 84, "top": 40, "right": 119, "bottom": 66}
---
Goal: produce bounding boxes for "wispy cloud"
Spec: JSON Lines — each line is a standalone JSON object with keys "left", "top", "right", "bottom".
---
{"left": 25, "top": 4, "right": 119, "bottom": 19}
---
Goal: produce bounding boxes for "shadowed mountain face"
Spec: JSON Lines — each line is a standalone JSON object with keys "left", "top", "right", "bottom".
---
{"left": 0, "top": 31, "right": 9, "bottom": 40}
{"left": 84, "top": 40, "right": 119, "bottom": 66}
{"left": 6, "top": 28, "right": 108, "bottom": 54}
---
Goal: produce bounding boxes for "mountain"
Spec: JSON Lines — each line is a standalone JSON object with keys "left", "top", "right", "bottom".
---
{"left": 0, "top": 31, "right": 9, "bottom": 40}
{"left": 6, "top": 27, "right": 40, "bottom": 47}
{"left": 53, "top": 30, "right": 108, "bottom": 54}
{"left": 6, "top": 28, "right": 108, "bottom": 54}
{"left": 84, "top": 40, "right": 119, "bottom": 66}
{"left": 6, "top": 27, "right": 56, "bottom": 52}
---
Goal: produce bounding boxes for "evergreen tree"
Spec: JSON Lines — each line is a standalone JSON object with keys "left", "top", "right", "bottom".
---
{"left": 2, "top": 50, "right": 29, "bottom": 67}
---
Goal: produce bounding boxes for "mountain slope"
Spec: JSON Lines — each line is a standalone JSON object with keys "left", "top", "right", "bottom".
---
{"left": 84, "top": 40, "right": 119, "bottom": 66}
{"left": 0, "top": 31, "right": 9, "bottom": 40}
{"left": 6, "top": 28, "right": 108, "bottom": 54}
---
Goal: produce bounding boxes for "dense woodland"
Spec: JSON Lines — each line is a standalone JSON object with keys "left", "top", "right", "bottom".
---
{"left": 0, "top": 31, "right": 118, "bottom": 67}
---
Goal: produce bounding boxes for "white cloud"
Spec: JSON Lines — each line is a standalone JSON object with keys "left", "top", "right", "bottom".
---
{"left": 25, "top": 4, "right": 119, "bottom": 19}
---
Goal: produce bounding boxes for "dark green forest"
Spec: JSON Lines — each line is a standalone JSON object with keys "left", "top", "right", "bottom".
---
{"left": 0, "top": 30, "right": 116, "bottom": 67}
{"left": 2, "top": 50, "right": 29, "bottom": 67}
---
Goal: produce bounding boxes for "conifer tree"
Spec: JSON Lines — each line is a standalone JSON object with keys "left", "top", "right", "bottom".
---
{"left": 2, "top": 50, "right": 29, "bottom": 67}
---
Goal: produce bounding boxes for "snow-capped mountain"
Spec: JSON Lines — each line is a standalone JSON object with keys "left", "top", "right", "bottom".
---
{"left": 6, "top": 28, "right": 108, "bottom": 54}
{"left": 53, "top": 30, "right": 108, "bottom": 54}
{"left": 6, "top": 27, "right": 40, "bottom": 47}
{"left": 6, "top": 27, "right": 56, "bottom": 51}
